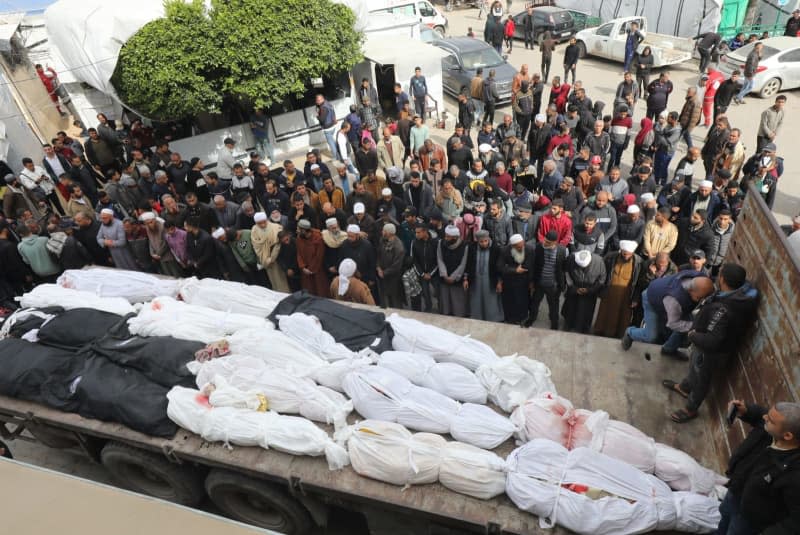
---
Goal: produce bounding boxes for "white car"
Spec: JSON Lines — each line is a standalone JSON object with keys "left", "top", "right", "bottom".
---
{"left": 718, "top": 36, "right": 800, "bottom": 98}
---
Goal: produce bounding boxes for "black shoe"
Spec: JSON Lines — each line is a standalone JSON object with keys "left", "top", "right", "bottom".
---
{"left": 521, "top": 317, "right": 534, "bottom": 328}
{"left": 661, "top": 348, "right": 690, "bottom": 361}
{"left": 621, "top": 332, "right": 633, "bottom": 351}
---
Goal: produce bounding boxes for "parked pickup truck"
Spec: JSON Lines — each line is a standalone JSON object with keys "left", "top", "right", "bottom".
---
{"left": 574, "top": 16, "right": 693, "bottom": 68}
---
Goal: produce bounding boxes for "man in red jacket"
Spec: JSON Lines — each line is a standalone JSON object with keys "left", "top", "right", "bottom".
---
{"left": 537, "top": 198, "right": 573, "bottom": 246}
{"left": 702, "top": 68, "right": 725, "bottom": 127}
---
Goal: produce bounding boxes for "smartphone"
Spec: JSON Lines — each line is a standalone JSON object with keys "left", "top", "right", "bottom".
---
{"left": 726, "top": 404, "right": 737, "bottom": 426}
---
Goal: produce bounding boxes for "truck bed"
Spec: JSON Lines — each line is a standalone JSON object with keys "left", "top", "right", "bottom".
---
{"left": 0, "top": 309, "right": 724, "bottom": 534}
{"left": 644, "top": 33, "right": 694, "bottom": 65}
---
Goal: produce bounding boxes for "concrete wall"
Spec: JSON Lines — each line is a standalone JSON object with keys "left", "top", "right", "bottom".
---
{"left": 711, "top": 191, "right": 800, "bottom": 465}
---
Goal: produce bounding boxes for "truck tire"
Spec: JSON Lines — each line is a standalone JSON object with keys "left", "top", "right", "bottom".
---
{"left": 205, "top": 470, "right": 313, "bottom": 534}
{"left": 577, "top": 41, "right": 587, "bottom": 59}
{"left": 100, "top": 442, "right": 205, "bottom": 506}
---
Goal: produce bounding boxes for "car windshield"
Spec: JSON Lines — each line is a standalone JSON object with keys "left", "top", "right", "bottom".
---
{"left": 461, "top": 47, "right": 505, "bottom": 69}
{"left": 552, "top": 11, "right": 572, "bottom": 23}
{"left": 731, "top": 43, "right": 780, "bottom": 61}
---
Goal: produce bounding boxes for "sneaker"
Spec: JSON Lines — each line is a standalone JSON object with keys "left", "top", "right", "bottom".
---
{"left": 621, "top": 332, "right": 633, "bottom": 351}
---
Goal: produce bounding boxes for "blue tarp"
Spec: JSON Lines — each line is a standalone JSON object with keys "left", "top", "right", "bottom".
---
{"left": 0, "top": 0, "right": 53, "bottom": 13}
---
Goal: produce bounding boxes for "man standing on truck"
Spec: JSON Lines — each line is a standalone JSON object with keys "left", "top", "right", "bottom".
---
{"left": 712, "top": 398, "right": 800, "bottom": 533}
{"left": 624, "top": 22, "right": 645, "bottom": 73}
{"left": 694, "top": 31, "right": 721, "bottom": 74}
{"left": 735, "top": 41, "right": 763, "bottom": 104}
{"left": 662, "top": 263, "right": 758, "bottom": 423}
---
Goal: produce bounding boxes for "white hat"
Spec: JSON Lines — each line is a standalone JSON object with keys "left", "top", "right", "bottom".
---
{"left": 139, "top": 212, "right": 156, "bottom": 222}
{"left": 575, "top": 250, "right": 592, "bottom": 268}
{"left": 310, "top": 164, "right": 320, "bottom": 171}
{"left": 383, "top": 223, "right": 396, "bottom": 235}
{"left": 353, "top": 202, "right": 365, "bottom": 214}
{"left": 619, "top": 240, "right": 638, "bottom": 253}
{"left": 381, "top": 187, "right": 392, "bottom": 197}
{"left": 640, "top": 193, "right": 655, "bottom": 203}
{"left": 627, "top": 204, "right": 641, "bottom": 214}
{"left": 337, "top": 258, "right": 357, "bottom": 296}
{"left": 212, "top": 228, "right": 225, "bottom": 239}
{"left": 100, "top": 208, "right": 114, "bottom": 216}
{"left": 325, "top": 217, "right": 338, "bottom": 228}
{"left": 509, "top": 234, "right": 524, "bottom": 245}
{"left": 444, "top": 225, "right": 460, "bottom": 237}
{"left": 346, "top": 224, "right": 361, "bottom": 233}
{"left": 700, "top": 180, "right": 713, "bottom": 189}
{"left": 534, "top": 113, "right": 546, "bottom": 123}
{"left": 478, "top": 143, "right": 492, "bottom": 153}
{"left": 253, "top": 211, "right": 267, "bottom": 222}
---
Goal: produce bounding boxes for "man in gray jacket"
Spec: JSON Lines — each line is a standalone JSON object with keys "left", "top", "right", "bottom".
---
{"left": 756, "top": 95, "right": 785, "bottom": 152}
{"left": 578, "top": 191, "right": 617, "bottom": 247}
{"left": 653, "top": 111, "right": 682, "bottom": 187}
{"left": 483, "top": 199, "right": 512, "bottom": 247}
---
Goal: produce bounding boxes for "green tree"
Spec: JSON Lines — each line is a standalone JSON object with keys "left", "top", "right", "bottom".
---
{"left": 113, "top": 0, "right": 363, "bottom": 121}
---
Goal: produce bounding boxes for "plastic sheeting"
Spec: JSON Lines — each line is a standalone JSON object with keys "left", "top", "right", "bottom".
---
{"left": 506, "top": 439, "right": 720, "bottom": 534}
{"left": 387, "top": 313, "right": 498, "bottom": 371}
{"left": 166, "top": 386, "right": 350, "bottom": 470}
{"left": 510, "top": 394, "right": 727, "bottom": 495}
{"left": 343, "top": 420, "right": 507, "bottom": 499}
{"left": 342, "top": 366, "right": 515, "bottom": 449}
{"left": 127, "top": 297, "right": 272, "bottom": 343}
{"left": 178, "top": 277, "right": 285, "bottom": 319}
{"left": 18, "top": 284, "right": 136, "bottom": 315}
{"left": 189, "top": 354, "right": 353, "bottom": 429}
{"left": 554, "top": 0, "right": 722, "bottom": 38}
{"left": 475, "top": 355, "right": 556, "bottom": 412}
{"left": 0, "top": 338, "right": 84, "bottom": 406}
{"left": 225, "top": 327, "right": 327, "bottom": 376}
{"left": 377, "top": 351, "right": 487, "bottom": 404}
{"left": 58, "top": 268, "right": 180, "bottom": 303}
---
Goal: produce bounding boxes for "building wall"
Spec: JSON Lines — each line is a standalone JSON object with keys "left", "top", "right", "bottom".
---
{"left": 711, "top": 191, "right": 800, "bottom": 466}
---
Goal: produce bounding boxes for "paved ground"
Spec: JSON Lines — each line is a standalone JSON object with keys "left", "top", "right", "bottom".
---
{"left": 4, "top": 7, "right": 792, "bottom": 533}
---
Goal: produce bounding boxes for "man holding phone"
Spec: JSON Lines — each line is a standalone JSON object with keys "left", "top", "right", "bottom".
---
{"left": 660, "top": 263, "right": 758, "bottom": 423}
{"left": 717, "top": 399, "right": 800, "bottom": 534}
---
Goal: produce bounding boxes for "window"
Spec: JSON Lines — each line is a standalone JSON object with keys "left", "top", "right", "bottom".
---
{"left": 460, "top": 47, "right": 505, "bottom": 69}
{"left": 265, "top": 72, "right": 351, "bottom": 116}
{"left": 442, "top": 54, "right": 459, "bottom": 69}
{"left": 778, "top": 48, "right": 800, "bottom": 63}
{"left": 596, "top": 23, "right": 613, "bottom": 37}
{"left": 418, "top": 1, "right": 435, "bottom": 17}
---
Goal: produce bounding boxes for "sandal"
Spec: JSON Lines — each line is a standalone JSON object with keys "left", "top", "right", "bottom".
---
{"left": 662, "top": 380, "right": 689, "bottom": 399}
{"left": 670, "top": 408, "right": 698, "bottom": 424}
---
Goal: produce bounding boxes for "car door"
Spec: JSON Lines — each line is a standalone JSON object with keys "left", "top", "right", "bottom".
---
{"left": 441, "top": 52, "right": 462, "bottom": 95}
{"left": 591, "top": 23, "right": 614, "bottom": 59}
{"left": 777, "top": 48, "right": 800, "bottom": 88}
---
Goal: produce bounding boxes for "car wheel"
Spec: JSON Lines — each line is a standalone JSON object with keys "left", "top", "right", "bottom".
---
{"left": 759, "top": 77, "right": 781, "bottom": 98}
{"left": 577, "top": 41, "right": 587, "bottom": 59}
{"left": 433, "top": 25, "right": 446, "bottom": 38}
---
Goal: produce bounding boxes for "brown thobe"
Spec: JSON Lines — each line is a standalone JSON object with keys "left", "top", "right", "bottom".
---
{"left": 330, "top": 277, "right": 375, "bottom": 305}
{"left": 296, "top": 229, "right": 329, "bottom": 297}
{"left": 593, "top": 257, "right": 635, "bottom": 338}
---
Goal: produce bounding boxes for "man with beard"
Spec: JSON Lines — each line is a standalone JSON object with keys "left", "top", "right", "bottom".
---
{"left": 572, "top": 212, "right": 605, "bottom": 255}
{"left": 714, "top": 127, "right": 746, "bottom": 180}
{"left": 322, "top": 218, "right": 348, "bottom": 279}
{"left": 525, "top": 229, "right": 567, "bottom": 329}
{"left": 593, "top": 240, "right": 642, "bottom": 338}
{"left": 73, "top": 211, "right": 109, "bottom": 265}
{"left": 331, "top": 258, "right": 375, "bottom": 305}
{"left": 376, "top": 223, "right": 405, "bottom": 309}
{"left": 345, "top": 181, "right": 376, "bottom": 217}
{"left": 141, "top": 211, "right": 182, "bottom": 277}
{"left": 673, "top": 147, "right": 701, "bottom": 188}
{"left": 276, "top": 230, "right": 301, "bottom": 291}
{"left": 436, "top": 224, "right": 469, "bottom": 317}
{"left": 251, "top": 211, "right": 289, "bottom": 292}
{"left": 464, "top": 229, "right": 503, "bottom": 322}
{"left": 537, "top": 199, "right": 573, "bottom": 247}
{"left": 682, "top": 180, "right": 722, "bottom": 223}
{"left": 563, "top": 250, "right": 606, "bottom": 334}
{"left": 295, "top": 219, "right": 329, "bottom": 297}
{"left": 674, "top": 209, "right": 714, "bottom": 266}
{"left": 183, "top": 217, "right": 220, "bottom": 278}
{"left": 160, "top": 194, "right": 187, "bottom": 228}
{"left": 339, "top": 223, "right": 378, "bottom": 304}
{"left": 498, "top": 233, "right": 534, "bottom": 325}
{"left": 657, "top": 179, "right": 689, "bottom": 223}
{"left": 184, "top": 191, "right": 216, "bottom": 232}
{"left": 68, "top": 155, "right": 100, "bottom": 204}
{"left": 410, "top": 223, "right": 439, "bottom": 313}
{"left": 96, "top": 208, "right": 138, "bottom": 271}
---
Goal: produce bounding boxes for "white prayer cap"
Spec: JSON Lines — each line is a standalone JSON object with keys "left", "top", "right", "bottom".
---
{"left": 575, "top": 250, "right": 592, "bottom": 268}
{"left": 700, "top": 180, "right": 713, "bottom": 189}
{"left": 509, "top": 234, "right": 524, "bottom": 245}
{"left": 325, "top": 217, "right": 338, "bottom": 228}
{"left": 534, "top": 113, "right": 546, "bottom": 123}
{"left": 619, "top": 240, "right": 638, "bottom": 253}
{"left": 253, "top": 211, "right": 267, "bottom": 222}
{"left": 640, "top": 193, "right": 655, "bottom": 203}
{"left": 139, "top": 212, "right": 156, "bottom": 222}
{"left": 444, "top": 225, "right": 460, "bottom": 237}
{"left": 627, "top": 204, "right": 640, "bottom": 214}
{"left": 310, "top": 164, "right": 320, "bottom": 171}
{"left": 353, "top": 202, "right": 365, "bottom": 214}
{"left": 346, "top": 224, "right": 361, "bottom": 234}
{"left": 337, "top": 258, "right": 357, "bottom": 296}
{"left": 100, "top": 208, "right": 114, "bottom": 216}
{"left": 212, "top": 228, "right": 226, "bottom": 239}
{"left": 381, "top": 187, "right": 392, "bottom": 197}
{"left": 659, "top": 110, "right": 668, "bottom": 118}
{"left": 383, "top": 223, "right": 396, "bottom": 235}
{"left": 478, "top": 143, "right": 492, "bottom": 153}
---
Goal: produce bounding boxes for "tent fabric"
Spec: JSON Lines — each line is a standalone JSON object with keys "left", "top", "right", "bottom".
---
{"left": 554, "top": 0, "right": 723, "bottom": 38}
{"left": 269, "top": 291, "right": 394, "bottom": 353}
{"left": 36, "top": 308, "right": 126, "bottom": 351}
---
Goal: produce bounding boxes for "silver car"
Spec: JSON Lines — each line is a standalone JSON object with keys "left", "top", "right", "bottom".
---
{"left": 717, "top": 36, "right": 800, "bottom": 98}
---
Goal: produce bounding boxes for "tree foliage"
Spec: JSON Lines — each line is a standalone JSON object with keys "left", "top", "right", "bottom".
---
{"left": 113, "top": 0, "right": 363, "bottom": 120}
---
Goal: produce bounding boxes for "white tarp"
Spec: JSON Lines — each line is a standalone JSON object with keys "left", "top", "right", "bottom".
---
{"left": 555, "top": 0, "right": 723, "bottom": 38}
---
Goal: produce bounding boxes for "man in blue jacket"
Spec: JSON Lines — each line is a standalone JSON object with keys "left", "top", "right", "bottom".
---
{"left": 409, "top": 67, "right": 428, "bottom": 118}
